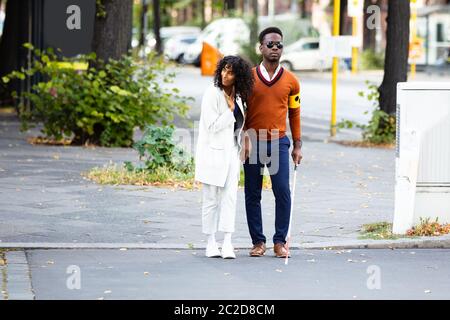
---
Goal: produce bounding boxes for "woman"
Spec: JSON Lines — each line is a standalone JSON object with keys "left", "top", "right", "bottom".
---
{"left": 195, "top": 56, "right": 254, "bottom": 259}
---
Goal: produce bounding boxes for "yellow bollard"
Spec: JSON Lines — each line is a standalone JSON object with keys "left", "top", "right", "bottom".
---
{"left": 331, "top": 0, "right": 340, "bottom": 137}
{"left": 352, "top": 16, "right": 358, "bottom": 74}
{"left": 410, "top": 0, "right": 417, "bottom": 79}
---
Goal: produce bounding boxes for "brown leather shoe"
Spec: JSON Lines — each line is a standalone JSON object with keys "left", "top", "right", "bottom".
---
{"left": 273, "top": 243, "right": 290, "bottom": 258}
{"left": 249, "top": 242, "right": 266, "bottom": 257}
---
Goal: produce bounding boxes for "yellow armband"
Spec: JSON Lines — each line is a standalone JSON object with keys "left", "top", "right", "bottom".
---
{"left": 288, "top": 93, "right": 300, "bottom": 109}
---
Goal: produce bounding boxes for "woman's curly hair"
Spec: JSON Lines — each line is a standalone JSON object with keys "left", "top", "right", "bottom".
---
{"left": 214, "top": 55, "right": 254, "bottom": 105}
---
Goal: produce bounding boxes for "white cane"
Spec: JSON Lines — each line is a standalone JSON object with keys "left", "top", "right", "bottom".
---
{"left": 285, "top": 164, "right": 298, "bottom": 265}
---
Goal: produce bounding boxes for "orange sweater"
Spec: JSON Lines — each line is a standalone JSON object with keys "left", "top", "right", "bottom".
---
{"left": 245, "top": 66, "right": 301, "bottom": 141}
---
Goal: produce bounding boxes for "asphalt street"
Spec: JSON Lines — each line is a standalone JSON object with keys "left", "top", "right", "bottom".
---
{"left": 25, "top": 248, "right": 450, "bottom": 300}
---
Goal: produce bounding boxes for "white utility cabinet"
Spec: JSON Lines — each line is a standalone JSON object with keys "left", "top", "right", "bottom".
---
{"left": 393, "top": 82, "right": 450, "bottom": 234}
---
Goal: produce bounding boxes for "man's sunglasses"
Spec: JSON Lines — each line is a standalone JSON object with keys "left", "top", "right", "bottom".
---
{"left": 265, "top": 41, "right": 283, "bottom": 49}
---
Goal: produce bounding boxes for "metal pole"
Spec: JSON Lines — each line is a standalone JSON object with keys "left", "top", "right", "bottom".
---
{"left": 331, "top": 0, "right": 340, "bottom": 137}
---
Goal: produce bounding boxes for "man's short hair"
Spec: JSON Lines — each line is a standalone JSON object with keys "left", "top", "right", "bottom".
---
{"left": 259, "top": 27, "right": 283, "bottom": 44}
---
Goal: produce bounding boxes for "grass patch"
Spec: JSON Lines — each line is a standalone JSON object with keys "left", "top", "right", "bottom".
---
{"left": 0, "top": 250, "right": 7, "bottom": 300}
{"left": 238, "top": 168, "right": 272, "bottom": 190}
{"left": 82, "top": 163, "right": 199, "bottom": 190}
{"left": 333, "top": 140, "right": 395, "bottom": 149}
{"left": 359, "top": 222, "right": 407, "bottom": 240}
{"left": 27, "top": 136, "right": 73, "bottom": 146}
{"left": 407, "top": 218, "right": 450, "bottom": 237}
{"left": 0, "top": 107, "right": 16, "bottom": 114}
{"left": 84, "top": 164, "right": 274, "bottom": 191}
{"left": 0, "top": 250, "right": 5, "bottom": 266}
{"left": 360, "top": 219, "right": 450, "bottom": 240}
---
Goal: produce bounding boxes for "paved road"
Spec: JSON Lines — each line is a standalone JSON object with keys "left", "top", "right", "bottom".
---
{"left": 0, "top": 114, "right": 395, "bottom": 246}
{"left": 167, "top": 66, "right": 450, "bottom": 141}
{"left": 24, "top": 248, "right": 450, "bottom": 300}
{"left": 167, "top": 66, "right": 378, "bottom": 123}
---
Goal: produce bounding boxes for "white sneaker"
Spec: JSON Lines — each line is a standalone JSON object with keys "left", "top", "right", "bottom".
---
{"left": 221, "top": 243, "right": 236, "bottom": 259}
{"left": 205, "top": 243, "right": 221, "bottom": 258}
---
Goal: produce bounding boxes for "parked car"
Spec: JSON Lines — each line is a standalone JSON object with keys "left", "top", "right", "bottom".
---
{"left": 182, "top": 18, "right": 250, "bottom": 66}
{"left": 138, "top": 26, "right": 201, "bottom": 57}
{"left": 280, "top": 38, "right": 332, "bottom": 71}
{"left": 164, "top": 34, "right": 198, "bottom": 62}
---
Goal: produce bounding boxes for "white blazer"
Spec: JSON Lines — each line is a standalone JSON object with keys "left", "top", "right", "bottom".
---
{"left": 195, "top": 84, "right": 245, "bottom": 187}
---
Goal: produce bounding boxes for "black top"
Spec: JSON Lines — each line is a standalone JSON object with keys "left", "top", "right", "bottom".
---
{"left": 233, "top": 100, "right": 244, "bottom": 145}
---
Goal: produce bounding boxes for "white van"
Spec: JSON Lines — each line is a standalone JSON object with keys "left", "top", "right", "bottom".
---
{"left": 183, "top": 18, "right": 250, "bottom": 66}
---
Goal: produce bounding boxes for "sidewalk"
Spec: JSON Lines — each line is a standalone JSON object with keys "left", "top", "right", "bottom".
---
{"left": 2, "top": 111, "right": 449, "bottom": 251}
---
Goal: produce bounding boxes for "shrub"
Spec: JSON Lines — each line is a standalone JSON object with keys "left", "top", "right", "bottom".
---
{"left": 360, "top": 49, "right": 385, "bottom": 70}
{"left": 124, "top": 125, "right": 194, "bottom": 175}
{"left": 84, "top": 125, "right": 196, "bottom": 189}
{"left": 2, "top": 43, "right": 191, "bottom": 147}
{"left": 338, "top": 81, "right": 396, "bottom": 145}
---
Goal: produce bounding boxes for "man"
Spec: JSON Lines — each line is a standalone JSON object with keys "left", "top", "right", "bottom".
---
{"left": 243, "top": 27, "right": 302, "bottom": 258}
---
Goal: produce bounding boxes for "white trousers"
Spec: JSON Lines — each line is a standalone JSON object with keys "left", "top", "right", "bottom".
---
{"left": 202, "top": 145, "right": 240, "bottom": 234}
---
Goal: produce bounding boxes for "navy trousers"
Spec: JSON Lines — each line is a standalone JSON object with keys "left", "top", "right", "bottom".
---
{"left": 244, "top": 135, "right": 291, "bottom": 245}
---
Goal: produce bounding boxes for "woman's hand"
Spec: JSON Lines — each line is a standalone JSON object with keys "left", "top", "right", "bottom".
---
{"left": 240, "top": 133, "right": 252, "bottom": 162}
{"left": 224, "top": 86, "right": 235, "bottom": 111}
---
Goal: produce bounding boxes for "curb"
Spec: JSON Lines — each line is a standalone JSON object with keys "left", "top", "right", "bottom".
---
{"left": 300, "top": 237, "right": 450, "bottom": 250}
{"left": 1, "top": 237, "right": 450, "bottom": 250}
{"left": 3, "top": 251, "right": 34, "bottom": 300}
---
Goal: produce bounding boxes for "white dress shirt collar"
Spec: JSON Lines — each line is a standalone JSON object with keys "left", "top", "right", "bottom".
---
{"left": 259, "top": 63, "right": 282, "bottom": 82}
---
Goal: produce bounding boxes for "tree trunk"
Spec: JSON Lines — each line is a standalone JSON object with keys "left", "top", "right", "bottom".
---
{"left": 0, "top": 0, "right": 30, "bottom": 105}
{"left": 250, "top": 0, "right": 258, "bottom": 44}
{"left": 300, "top": 0, "right": 307, "bottom": 19}
{"left": 152, "top": 0, "right": 162, "bottom": 55}
{"left": 200, "top": 0, "right": 205, "bottom": 28}
{"left": 91, "top": 0, "right": 133, "bottom": 64}
{"left": 339, "top": 0, "right": 347, "bottom": 35}
{"left": 363, "top": 0, "right": 378, "bottom": 50}
{"left": 225, "top": 0, "right": 235, "bottom": 12}
{"left": 139, "top": 0, "right": 149, "bottom": 48}
{"left": 378, "top": 0, "right": 410, "bottom": 115}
